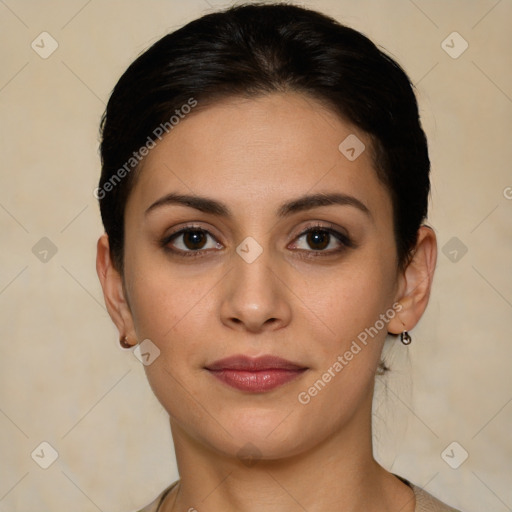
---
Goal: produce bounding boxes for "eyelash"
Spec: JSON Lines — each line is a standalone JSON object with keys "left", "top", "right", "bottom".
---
{"left": 160, "top": 222, "right": 355, "bottom": 260}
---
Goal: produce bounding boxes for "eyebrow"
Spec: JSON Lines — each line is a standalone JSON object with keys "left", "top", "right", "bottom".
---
{"left": 145, "top": 191, "right": 372, "bottom": 219}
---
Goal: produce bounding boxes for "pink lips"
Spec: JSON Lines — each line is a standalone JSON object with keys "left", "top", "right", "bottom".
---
{"left": 205, "top": 355, "right": 308, "bottom": 392}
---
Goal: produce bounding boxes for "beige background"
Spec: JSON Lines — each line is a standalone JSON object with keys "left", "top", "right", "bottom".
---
{"left": 1, "top": 0, "right": 511, "bottom": 511}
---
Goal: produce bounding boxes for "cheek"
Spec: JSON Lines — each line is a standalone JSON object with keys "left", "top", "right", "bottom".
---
{"left": 303, "top": 255, "right": 396, "bottom": 353}
{"left": 125, "top": 254, "right": 221, "bottom": 367}
{"left": 129, "top": 273, "right": 201, "bottom": 339}
{"left": 292, "top": 266, "right": 395, "bottom": 431}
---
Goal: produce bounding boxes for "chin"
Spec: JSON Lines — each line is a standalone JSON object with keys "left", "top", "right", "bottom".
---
{"left": 190, "top": 408, "right": 317, "bottom": 463}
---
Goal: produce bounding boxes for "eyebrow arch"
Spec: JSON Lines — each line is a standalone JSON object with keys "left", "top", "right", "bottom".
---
{"left": 145, "top": 191, "right": 372, "bottom": 219}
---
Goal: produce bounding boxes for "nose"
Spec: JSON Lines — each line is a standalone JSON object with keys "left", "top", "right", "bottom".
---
{"left": 219, "top": 248, "right": 292, "bottom": 334}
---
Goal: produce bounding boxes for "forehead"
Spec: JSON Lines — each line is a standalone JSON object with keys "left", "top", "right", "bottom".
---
{"left": 126, "top": 92, "right": 392, "bottom": 225}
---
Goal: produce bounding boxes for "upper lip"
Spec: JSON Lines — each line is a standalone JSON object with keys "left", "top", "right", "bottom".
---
{"left": 205, "top": 355, "right": 307, "bottom": 371}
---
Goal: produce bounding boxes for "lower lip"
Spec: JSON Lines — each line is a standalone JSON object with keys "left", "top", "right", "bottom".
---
{"left": 207, "top": 369, "right": 306, "bottom": 392}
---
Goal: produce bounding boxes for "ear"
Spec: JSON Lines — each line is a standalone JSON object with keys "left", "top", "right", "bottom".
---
{"left": 96, "top": 234, "right": 137, "bottom": 347}
{"left": 388, "top": 225, "right": 437, "bottom": 334}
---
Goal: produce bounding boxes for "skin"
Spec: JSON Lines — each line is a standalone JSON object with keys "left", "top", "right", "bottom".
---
{"left": 97, "top": 92, "right": 437, "bottom": 512}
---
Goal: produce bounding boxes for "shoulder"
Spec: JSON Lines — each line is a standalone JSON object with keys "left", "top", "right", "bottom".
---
{"left": 133, "top": 480, "right": 179, "bottom": 512}
{"left": 410, "top": 483, "right": 462, "bottom": 512}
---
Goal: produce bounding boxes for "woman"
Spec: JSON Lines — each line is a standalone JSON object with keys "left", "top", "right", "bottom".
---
{"left": 95, "top": 3, "right": 461, "bottom": 511}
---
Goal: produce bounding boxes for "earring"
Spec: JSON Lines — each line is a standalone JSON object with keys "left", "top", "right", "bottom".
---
{"left": 119, "top": 335, "right": 132, "bottom": 349}
{"left": 400, "top": 331, "right": 412, "bottom": 345}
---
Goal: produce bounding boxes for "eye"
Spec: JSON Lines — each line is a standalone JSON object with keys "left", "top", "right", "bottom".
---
{"left": 161, "top": 223, "right": 354, "bottom": 259}
{"left": 291, "top": 223, "right": 354, "bottom": 256}
{"left": 162, "top": 226, "right": 222, "bottom": 257}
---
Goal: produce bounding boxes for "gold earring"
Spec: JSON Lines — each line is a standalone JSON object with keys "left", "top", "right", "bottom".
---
{"left": 119, "top": 335, "right": 132, "bottom": 349}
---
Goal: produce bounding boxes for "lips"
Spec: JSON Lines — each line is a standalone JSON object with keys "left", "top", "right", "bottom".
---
{"left": 205, "top": 355, "right": 306, "bottom": 371}
{"left": 205, "top": 355, "right": 308, "bottom": 392}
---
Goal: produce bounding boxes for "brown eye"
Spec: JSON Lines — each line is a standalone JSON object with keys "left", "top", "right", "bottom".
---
{"left": 305, "top": 229, "right": 330, "bottom": 250}
{"left": 293, "top": 225, "right": 353, "bottom": 255}
{"left": 162, "top": 223, "right": 354, "bottom": 260}
{"left": 163, "top": 227, "right": 222, "bottom": 256}
{"left": 181, "top": 230, "right": 208, "bottom": 250}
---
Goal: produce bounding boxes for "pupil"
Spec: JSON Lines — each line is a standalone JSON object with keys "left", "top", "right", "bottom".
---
{"left": 184, "top": 230, "right": 206, "bottom": 250}
{"left": 308, "top": 230, "right": 329, "bottom": 250}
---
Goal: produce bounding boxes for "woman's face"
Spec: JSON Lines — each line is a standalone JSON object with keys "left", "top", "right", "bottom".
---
{"left": 118, "top": 92, "right": 405, "bottom": 460}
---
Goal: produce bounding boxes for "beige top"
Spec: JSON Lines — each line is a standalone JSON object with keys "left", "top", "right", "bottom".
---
{"left": 135, "top": 475, "right": 462, "bottom": 512}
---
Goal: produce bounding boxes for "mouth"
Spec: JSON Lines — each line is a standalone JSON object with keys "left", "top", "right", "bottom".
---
{"left": 204, "top": 354, "right": 308, "bottom": 393}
